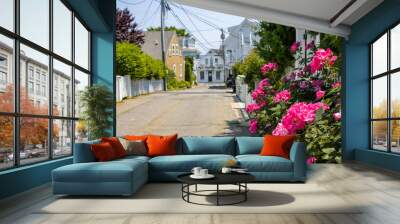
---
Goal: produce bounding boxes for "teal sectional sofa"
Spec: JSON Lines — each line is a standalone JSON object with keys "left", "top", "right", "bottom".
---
{"left": 52, "top": 137, "right": 306, "bottom": 196}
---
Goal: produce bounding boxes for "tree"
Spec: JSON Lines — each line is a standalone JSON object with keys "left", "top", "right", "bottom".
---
{"left": 232, "top": 50, "right": 264, "bottom": 90}
{"left": 116, "top": 8, "right": 144, "bottom": 45}
{"left": 147, "top": 26, "right": 189, "bottom": 37}
{"left": 0, "top": 85, "right": 58, "bottom": 150}
{"left": 116, "top": 42, "right": 146, "bottom": 78}
{"left": 256, "top": 22, "right": 296, "bottom": 76}
{"left": 184, "top": 57, "right": 194, "bottom": 84}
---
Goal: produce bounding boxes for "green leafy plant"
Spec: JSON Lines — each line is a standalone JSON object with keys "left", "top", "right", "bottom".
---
{"left": 79, "top": 84, "right": 114, "bottom": 140}
{"left": 116, "top": 42, "right": 167, "bottom": 80}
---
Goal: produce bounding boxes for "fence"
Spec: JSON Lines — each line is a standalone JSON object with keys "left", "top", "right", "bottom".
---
{"left": 116, "top": 75, "right": 164, "bottom": 101}
{"left": 235, "top": 76, "right": 253, "bottom": 106}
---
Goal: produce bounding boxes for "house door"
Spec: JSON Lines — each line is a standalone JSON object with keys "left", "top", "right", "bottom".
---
{"left": 208, "top": 71, "right": 213, "bottom": 82}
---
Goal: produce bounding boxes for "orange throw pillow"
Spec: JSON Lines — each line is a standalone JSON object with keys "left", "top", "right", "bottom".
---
{"left": 101, "top": 137, "right": 127, "bottom": 158}
{"left": 260, "top": 135, "right": 296, "bottom": 159}
{"left": 146, "top": 134, "right": 178, "bottom": 157}
{"left": 124, "top": 135, "right": 149, "bottom": 141}
{"left": 91, "top": 142, "right": 117, "bottom": 162}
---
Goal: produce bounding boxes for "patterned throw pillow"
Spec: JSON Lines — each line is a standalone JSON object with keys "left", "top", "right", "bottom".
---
{"left": 118, "top": 138, "right": 147, "bottom": 156}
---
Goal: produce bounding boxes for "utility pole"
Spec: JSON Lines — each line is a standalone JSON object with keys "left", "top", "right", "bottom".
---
{"left": 220, "top": 29, "right": 226, "bottom": 82}
{"left": 160, "top": 0, "right": 167, "bottom": 91}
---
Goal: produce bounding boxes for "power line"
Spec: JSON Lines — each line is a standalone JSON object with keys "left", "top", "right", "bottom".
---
{"left": 172, "top": 2, "right": 214, "bottom": 48}
{"left": 118, "top": 0, "right": 148, "bottom": 6}
{"left": 170, "top": 2, "right": 221, "bottom": 30}
{"left": 141, "top": 4, "right": 161, "bottom": 28}
{"left": 139, "top": 0, "right": 155, "bottom": 25}
{"left": 167, "top": 5, "right": 210, "bottom": 51}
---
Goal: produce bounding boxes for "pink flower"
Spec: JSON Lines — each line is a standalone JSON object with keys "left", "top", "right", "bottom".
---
{"left": 333, "top": 112, "right": 341, "bottom": 121}
{"left": 251, "top": 88, "right": 265, "bottom": 100}
{"left": 290, "top": 41, "right": 300, "bottom": 54}
{"left": 272, "top": 123, "right": 290, "bottom": 136}
{"left": 261, "top": 63, "right": 278, "bottom": 74}
{"left": 246, "top": 103, "right": 261, "bottom": 113}
{"left": 307, "top": 156, "right": 317, "bottom": 165}
{"left": 272, "top": 102, "right": 329, "bottom": 135}
{"left": 332, "top": 82, "right": 341, "bottom": 89}
{"left": 315, "top": 90, "right": 325, "bottom": 100}
{"left": 309, "top": 48, "right": 337, "bottom": 73}
{"left": 250, "top": 79, "right": 271, "bottom": 100}
{"left": 249, "top": 120, "right": 258, "bottom": 134}
{"left": 258, "top": 78, "right": 271, "bottom": 88}
{"left": 274, "top": 90, "right": 291, "bottom": 103}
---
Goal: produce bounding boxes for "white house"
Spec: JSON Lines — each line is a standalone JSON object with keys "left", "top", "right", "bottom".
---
{"left": 223, "top": 18, "right": 260, "bottom": 77}
{"left": 196, "top": 49, "right": 224, "bottom": 83}
{"left": 180, "top": 35, "right": 200, "bottom": 78}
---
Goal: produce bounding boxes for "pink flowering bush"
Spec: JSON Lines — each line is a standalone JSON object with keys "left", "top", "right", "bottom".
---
{"left": 274, "top": 90, "right": 291, "bottom": 103}
{"left": 261, "top": 62, "right": 278, "bottom": 74}
{"left": 247, "top": 41, "right": 342, "bottom": 163}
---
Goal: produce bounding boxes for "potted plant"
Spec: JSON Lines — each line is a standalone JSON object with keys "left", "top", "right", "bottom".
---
{"left": 79, "top": 84, "right": 113, "bottom": 140}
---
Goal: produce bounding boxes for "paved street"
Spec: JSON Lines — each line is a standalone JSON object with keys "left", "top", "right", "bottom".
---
{"left": 116, "top": 84, "right": 250, "bottom": 137}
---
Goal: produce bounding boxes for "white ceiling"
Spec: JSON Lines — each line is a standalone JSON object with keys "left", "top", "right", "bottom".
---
{"left": 172, "top": 0, "right": 384, "bottom": 37}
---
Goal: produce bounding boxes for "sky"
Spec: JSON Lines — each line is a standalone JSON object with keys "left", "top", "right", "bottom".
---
{"left": 117, "top": 0, "right": 247, "bottom": 54}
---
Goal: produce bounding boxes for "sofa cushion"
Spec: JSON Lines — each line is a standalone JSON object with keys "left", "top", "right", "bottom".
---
{"left": 91, "top": 142, "right": 118, "bottom": 161}
{"left": 149, "top": 154, "right": 235, "bottom": 172}
{"left": 101, "top": 137, "right": 127, "bottom": 158}
{"left": 73, "top": 140, "right": 100, "bottom": 163}
{"left": 119, "top": 138, "right": 147, "bottom": 156}
{"left": 53, "top": 158, "right": 147, "bottom": 183}
{"left": 235, "top": 137, "right": 263, "bottom": 155}
{"left": 178, "top": 137, "right": 235, "bottom": 155}
{"left": 147, "top": 134, "right": 178, "bottom": 157}
{"left": 236, "top": 155, "right": 293, "bottom": 172}
{"left": 260, "top": 135, "right": 295, "bottom": 159}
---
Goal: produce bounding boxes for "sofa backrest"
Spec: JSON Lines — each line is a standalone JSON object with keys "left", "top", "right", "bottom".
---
{"left": 177, "top": 136, "right": 236, "bottom": 155}
{"left": 73, "top": 140, "right": 100, "bottom": 163}
{"left": 235, "top": 137, "right": 263, "bottom": 155}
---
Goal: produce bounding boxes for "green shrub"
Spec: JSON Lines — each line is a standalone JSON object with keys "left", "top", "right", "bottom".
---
{"left": 116, "top": 42, "right": 167, "bottom": 80}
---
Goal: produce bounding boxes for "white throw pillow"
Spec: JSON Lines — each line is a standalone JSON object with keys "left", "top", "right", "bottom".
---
{"left": 118, "top": 138, "right": 147, "bottom": 156}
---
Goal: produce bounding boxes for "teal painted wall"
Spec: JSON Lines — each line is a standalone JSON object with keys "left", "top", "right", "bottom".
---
{"left": 0, "top": 158, "right": 72, "bottom": 199}
{"left": 344, "top": 0, "right": 400, "bottom": 171}
{"left": 0, "top": 0, "right": 116, "bottom": 200}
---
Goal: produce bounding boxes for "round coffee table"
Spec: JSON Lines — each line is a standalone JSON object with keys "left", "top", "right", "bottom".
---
{"left": 177, "top": 173, "right": 255, "bottom": 206}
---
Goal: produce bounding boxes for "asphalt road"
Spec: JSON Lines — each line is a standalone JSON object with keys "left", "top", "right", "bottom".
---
{"left": 116, "top": 84, "right": 250, "bottom": 137}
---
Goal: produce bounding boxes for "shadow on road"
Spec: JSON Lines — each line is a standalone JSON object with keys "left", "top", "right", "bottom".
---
{"left": 216, "top": 119, "right": 251, "bottom": 137}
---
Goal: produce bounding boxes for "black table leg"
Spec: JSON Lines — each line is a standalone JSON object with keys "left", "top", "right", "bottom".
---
{"left": 245, "top": 183, "right": 247, "bottom": 201}
{"left": 216, "top": 184, "right": 219, "bottom": 206}
{"left": 195, "top": 184, "right": 198, "bottom": 192}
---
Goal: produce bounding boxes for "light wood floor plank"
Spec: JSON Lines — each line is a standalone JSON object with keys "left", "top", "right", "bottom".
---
{"left": 1, "top": 163, "right": 400, "bottom": 224}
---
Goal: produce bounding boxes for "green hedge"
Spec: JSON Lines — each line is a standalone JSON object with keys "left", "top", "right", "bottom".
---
{"left": 116, "top": 42, "right": 167, "bottom": 80}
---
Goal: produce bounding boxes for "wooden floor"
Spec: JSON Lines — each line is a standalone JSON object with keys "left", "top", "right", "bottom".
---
{"left": 1, "top": 163, "right": 400, "bottom": 224}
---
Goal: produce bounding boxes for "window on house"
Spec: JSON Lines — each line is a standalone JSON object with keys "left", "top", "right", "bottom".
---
{"left": 29, "top": 67, "right": 34, "bottom": 80}
{"left": 0, "top": 0, "right": 91, "bottom": 170}
{"left": 0, "top": 71, "right": 6, "bottom": 85}
{"left": 215, "top": 58, "right": 218, "bottom": 64}
{"left": 28, "top": 82, "right": 34, "bottom": 94}
{"left": 216, "top": 71, "right": 221, "bottom": 80}
{"left": 371, "top": 23, "right": 400, "bottom": 154}
{"left": 205, "top": 58, "right": 208, "bottom": 65}
{"left": 0, "top": 54, "right": 7, "bottom": 86}
{"left": 200, "top": 71, "right": 204, "bottom": 80}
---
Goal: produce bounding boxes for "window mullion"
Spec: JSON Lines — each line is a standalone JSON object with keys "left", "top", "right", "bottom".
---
{"left": 388, "top": 30, "right": 391, "bottom": 152}
{"left": 48, "top": 0, "right": 54, "bottom": 160}
{"left": 71, "top": 10, "right": 76, "bottom": 154}
{"left": 13, "top": 0, "right": 21, "bottom": 167}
